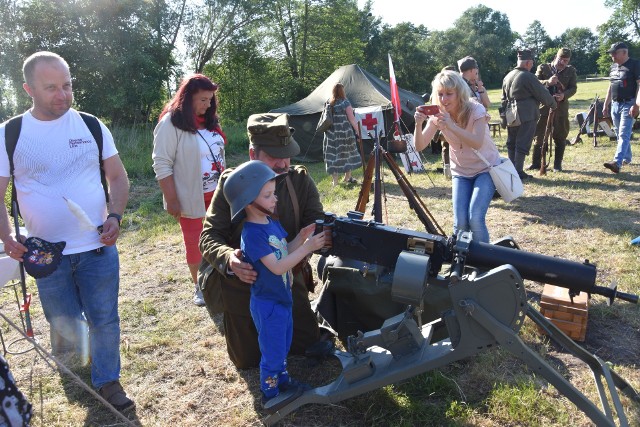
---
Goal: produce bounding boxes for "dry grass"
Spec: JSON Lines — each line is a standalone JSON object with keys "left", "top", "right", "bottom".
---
{"left": 1, "top": 81, "right": 639, "bottom": 426}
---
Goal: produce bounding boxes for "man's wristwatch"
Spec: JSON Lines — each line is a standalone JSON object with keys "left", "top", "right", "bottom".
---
{"left": 107, "top": 213, "right": 122, "bottom": 227}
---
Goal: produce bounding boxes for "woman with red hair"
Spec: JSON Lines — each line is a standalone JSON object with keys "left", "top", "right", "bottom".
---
{"left": 152, "top": 74, "right": 226, "bottom": 306}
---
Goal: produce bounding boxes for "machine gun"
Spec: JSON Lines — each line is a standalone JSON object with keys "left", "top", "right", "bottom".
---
{"left": 263, "top": 214, "right": 639, "bottom": 426}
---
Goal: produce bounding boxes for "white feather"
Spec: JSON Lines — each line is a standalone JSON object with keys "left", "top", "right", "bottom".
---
{"left": 63, "top": 197, "right": 98, "bottom": 232}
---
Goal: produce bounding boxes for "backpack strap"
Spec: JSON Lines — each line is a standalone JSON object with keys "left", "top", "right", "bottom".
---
{"left": 4, "top": 112, "right": 108, "bottom": 218}
{"left": 78, "top": 112, "right": 109, "bottom": 203}
{"left": 4, "top": 115, "right": 24, "bottom": 217}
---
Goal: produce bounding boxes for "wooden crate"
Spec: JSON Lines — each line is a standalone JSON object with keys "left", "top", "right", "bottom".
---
{"left": 538, "top": 284, "right": 589, "bottom": 341}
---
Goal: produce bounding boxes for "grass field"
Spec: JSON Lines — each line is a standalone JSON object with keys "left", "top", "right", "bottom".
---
{"left": 1, "top": 79, "right": 638, "bottom": 426}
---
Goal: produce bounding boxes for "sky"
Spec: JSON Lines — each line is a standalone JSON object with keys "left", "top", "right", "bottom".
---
{"left": 357, "top": 0, "right": 612, "bottom": 38}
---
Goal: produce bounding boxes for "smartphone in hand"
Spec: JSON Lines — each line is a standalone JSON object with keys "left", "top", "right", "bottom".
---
{"left": 417, "top": 105, "right": 440, "bottom": 116}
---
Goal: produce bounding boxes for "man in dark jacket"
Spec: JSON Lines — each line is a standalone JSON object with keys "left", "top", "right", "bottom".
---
{"left": 199, "top": 113, "right": 324, "bottom": 369}
{"left": 502, "top": 49, "right": 557, "bottom": 179}
{"left": 529, "top": 48, "right": 578, "bottom": 171}
{"left": 602, "top": 42, "right": 640, "bottom": 174}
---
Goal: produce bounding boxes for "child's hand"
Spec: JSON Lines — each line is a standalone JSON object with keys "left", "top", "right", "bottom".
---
{"left": 304, "top": 230, "right": 326, "bottom": 253}
{"left": 298, "top": 223, "right": 316, "bottom": 241}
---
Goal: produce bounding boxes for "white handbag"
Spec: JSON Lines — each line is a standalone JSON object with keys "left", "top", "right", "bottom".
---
{"left": 474, "top": 150, "right": 524, "bottom": 203}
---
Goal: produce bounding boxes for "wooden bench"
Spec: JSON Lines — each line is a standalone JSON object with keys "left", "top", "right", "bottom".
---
{"left": 488, "top": 122, "right": 501, "bottom": 138}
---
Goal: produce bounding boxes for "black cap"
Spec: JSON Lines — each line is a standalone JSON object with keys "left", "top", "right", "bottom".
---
{"left": 607, "top": 42, "right": 628, "bottom": 53}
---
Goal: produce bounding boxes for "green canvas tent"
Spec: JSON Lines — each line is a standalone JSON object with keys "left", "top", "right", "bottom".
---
{"left": 270, "top": 64, "right": 426, "bottom": 162}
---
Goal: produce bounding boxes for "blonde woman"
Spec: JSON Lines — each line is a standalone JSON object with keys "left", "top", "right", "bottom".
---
{"left": 413, "top": 71, "right": 500, "bottom": 243}
{"left": 323, "top": 83, "right": 361, "bottom": 186}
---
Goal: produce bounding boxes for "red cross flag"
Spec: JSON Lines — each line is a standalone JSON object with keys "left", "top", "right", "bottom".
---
{"left": 354, "top": 106, "right": 385, "bottom": 137}
{"left": 388, "top": 54, "right": 401, "bottom": 124}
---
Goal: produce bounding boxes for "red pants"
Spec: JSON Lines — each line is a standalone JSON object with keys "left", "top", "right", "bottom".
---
{"left": 179, "top": 191, "right": 213, "bottom": 264}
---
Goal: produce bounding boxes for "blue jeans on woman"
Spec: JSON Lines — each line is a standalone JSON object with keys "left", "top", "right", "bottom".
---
{"left": 611, "top": 100, "right": 634, "bottom": 166}
{"left": 452, "top": 172, "right": 495, "bottom": 243}
{"left": 35, "top": 245, "right": 121, "bottom": 389}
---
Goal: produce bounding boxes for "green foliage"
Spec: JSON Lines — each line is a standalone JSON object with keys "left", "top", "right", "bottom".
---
{"left": 3, "top": 0, "right": 176, "bottom": 123}
{"left": 521, "top": 20, "right": 553, "bottom": 57}
{"left": 555, "top": 27, "right": 600, "bottom": 76}
{"left": 424, "top": 5, "right": 516, "bottom": 88}
{"left": 364, "top": 23, "right": 432, "bottom": 94}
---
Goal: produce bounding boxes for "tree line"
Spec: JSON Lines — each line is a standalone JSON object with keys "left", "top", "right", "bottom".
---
{"left": 1, "top": 0, "right": 638, "bottom": 126}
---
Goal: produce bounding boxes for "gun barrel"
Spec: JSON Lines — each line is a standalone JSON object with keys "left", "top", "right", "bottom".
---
{"left": 467, "top": 241, "right": 597, "bottom": 292}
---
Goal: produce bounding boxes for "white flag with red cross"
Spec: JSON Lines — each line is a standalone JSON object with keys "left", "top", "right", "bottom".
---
{"left": 354, "top": 106, "right": 385, "bottom": 138}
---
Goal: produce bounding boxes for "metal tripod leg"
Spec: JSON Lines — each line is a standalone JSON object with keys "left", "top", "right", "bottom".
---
{"left": 469, "top": 301, "right": 637, "bottom": 427}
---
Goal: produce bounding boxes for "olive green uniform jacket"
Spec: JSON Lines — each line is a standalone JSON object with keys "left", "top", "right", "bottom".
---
{"left": 199, "top": 165, "right": 323, "bottom": 369}
{"left": 502, "top": 67, "right": 557, "bottom": 124}
{"left": 534, "top": 63, "right": 578, "bottom": 142}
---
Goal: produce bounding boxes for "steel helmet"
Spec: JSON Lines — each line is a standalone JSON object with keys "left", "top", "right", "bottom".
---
{"left": 223, "top": 160, "right": 277, "bottom": 222}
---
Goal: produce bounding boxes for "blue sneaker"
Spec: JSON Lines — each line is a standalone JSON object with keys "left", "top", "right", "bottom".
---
{"left": 631, "top": 236, "right": 640, "bottom": 245}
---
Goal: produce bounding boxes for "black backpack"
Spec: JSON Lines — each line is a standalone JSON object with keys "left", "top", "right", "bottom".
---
{"left": 4, "top": 112, "right": 109, "bottom": 216}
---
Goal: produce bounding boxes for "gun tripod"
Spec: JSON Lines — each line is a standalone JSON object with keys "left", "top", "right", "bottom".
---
{"left": 540, "top": 109, "right": 555, "bottom": 175}
{"left": 354, "top": 128, "right": 444, "bottom": 235}
{"left": 569, "top": 95, "right": 611, "bottom": 147}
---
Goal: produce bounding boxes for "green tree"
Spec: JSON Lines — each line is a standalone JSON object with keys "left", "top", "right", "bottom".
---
{"left": 264, "top": 0, "right": 365, "bottom": 96}
{"left": 183, "top": 0, "right": 265, "bottom": 74}
{"left": 364, "top": 22, "right": 431, "bottom": 94}
{"left": 555, "top": 27, "right": 599, "bottom": 76}
{"left": 425, "top": 5, "right": 516, "bottom": 87}
{"left": 1, "top": 0, "right": 176, "bottom": 123}
{"left": 521, "top": 20, "right": 552, "bottom": 59}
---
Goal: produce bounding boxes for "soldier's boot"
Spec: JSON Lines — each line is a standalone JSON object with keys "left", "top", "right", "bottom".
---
{"left": 553, "top": 140, "right": 566, "bottom": 171}
{"left": 515, "top": 152, "right": 532, "bottom": 180}
{"left": 527, "top": 142, "right": 542, "bottom": 170}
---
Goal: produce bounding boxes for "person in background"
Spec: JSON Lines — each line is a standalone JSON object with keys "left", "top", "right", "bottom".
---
{"left": 501, "top": 49, "right": 557, "bottom": 179}
{"left": 222, "top": 160, "right": 325, "bottom": 409}
{"left": 199, "top": 113, "right": 329, "bottom": 370}
{"left": 413, "top": 71, "right": 500, "bottom": 243}
{"left": 323, "top": 83, "right": 361, "bottom": 186}
{"left": 152, "top": 74, "right": 226, "bottom": 306}
{"left": 458, "top": 56, "right": 491, "bottom": 108}
{"left": 529, "top": 47, "right": 577, "bottom": 172}
{"left": 0, "top": 51, "right": 133, "bottom": 411}
{"left": 603, "top": 42, "right": 640, "bottom": 174}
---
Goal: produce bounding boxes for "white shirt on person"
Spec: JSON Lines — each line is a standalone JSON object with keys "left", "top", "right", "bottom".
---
{"left": 0, "top": 109, "right": 117, "bottom": 254}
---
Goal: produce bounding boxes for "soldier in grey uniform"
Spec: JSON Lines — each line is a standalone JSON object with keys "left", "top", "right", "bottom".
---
{"left": 529, "top": 48, "right": 577, "bottom": 171}
{"left": 502, "top": 49, "right": 557, "bottom": 179}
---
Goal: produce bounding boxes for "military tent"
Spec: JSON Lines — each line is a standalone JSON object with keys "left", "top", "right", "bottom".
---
{"left": 271, "top": 64, "right": 426, "bottom": 162}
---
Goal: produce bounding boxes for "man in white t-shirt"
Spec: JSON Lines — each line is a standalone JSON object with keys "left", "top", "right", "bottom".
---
{"left": 0, "top": 52, "right": 133, "bottom": 412}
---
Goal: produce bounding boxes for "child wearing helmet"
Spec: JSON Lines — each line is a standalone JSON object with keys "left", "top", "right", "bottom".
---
{"left": 223, "top": 160, "right": 325, "bottom": 409}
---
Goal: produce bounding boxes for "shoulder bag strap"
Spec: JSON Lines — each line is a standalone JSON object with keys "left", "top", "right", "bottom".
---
{"left": 284, "top": 174, "right": 300, "bottom": 233}
{"left": 473, "top": 149, "right": 492, "bottom": 168}
{"left": 4, "top": 115, "right": 24, "bottom": 217}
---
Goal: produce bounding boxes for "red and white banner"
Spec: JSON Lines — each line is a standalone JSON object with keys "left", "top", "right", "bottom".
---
{"left": 388, "top": 54, "right": 401, "bottom": 124}
{"left": 354, "top": 106, "right": 385, "bottom": 138}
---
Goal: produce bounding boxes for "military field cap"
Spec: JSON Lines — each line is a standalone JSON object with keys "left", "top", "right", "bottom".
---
{"left": 607, "top": 41, "right": 628, "bottom": 53}
{"left": 247, "top": 113, "right": 300, "bottom": 158}
{"left": 557, "top": 47, "right": 571, "bottom": 58}
{"left": 457, "top": 56, "right": 478, "bottom": 72}
{"left": 21, "top": 237, "right": 66, "bottom": 279}
{"left": 517, "top": 49, "right": 534, "bottom": 60}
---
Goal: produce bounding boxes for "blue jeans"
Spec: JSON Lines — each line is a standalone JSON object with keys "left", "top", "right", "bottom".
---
{"left": 611, "top": 100, "right": 634, "bottom": 166}
{"left": 35, "top": 246, "right": 121, "bottom": 389}
{"left": 452, "top": 172, "right": 495, "bottom": 243}
{"left": 250, "top": 298, "right": 292, "bottom": 398}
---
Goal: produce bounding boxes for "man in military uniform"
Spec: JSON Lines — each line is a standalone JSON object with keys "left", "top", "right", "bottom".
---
{"left": 528, "top": 48, "right": 577, "bottom": 172}
{"left": 603, "top": 42, "right": 640, "bottom": 174}
{"left": 199, "top": 113, "right": 325, "bottom": 369}
{"left": 458, "top": 56, "right": 491, "bottom": 108}
{"left": 502, "top": 49, "right": 557, "bottom": 179}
